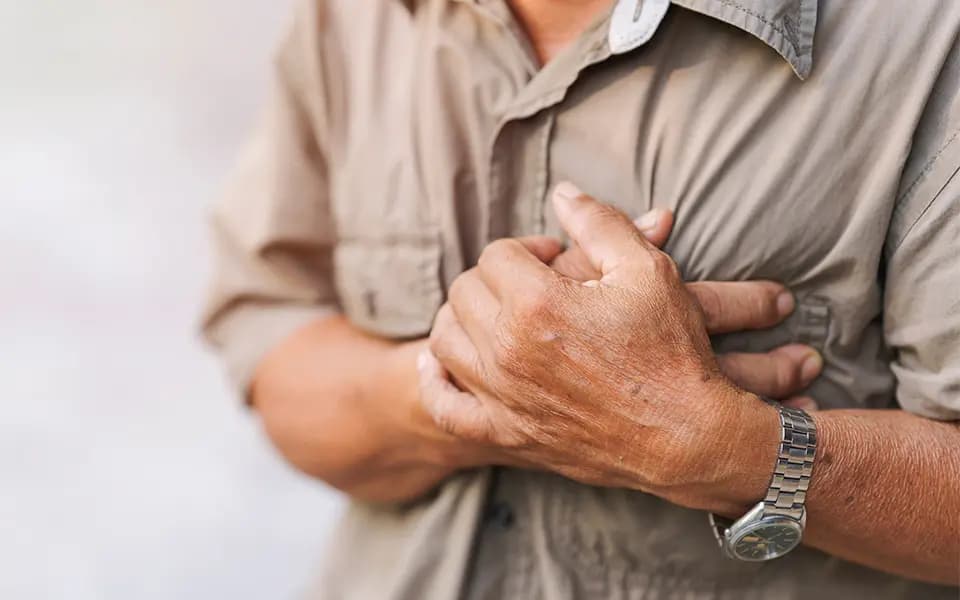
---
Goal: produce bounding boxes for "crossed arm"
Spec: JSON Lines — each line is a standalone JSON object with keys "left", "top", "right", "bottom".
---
{"left": 416, "top": 185, "right": 960, "bottom": 585}
{"left": 250, "top": 190, "right": 959, "bottom": 587}
{"left": 252, "top": 210, "right": 818, "bottom": 502}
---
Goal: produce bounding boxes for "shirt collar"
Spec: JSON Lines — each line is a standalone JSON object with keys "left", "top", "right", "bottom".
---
{"left": 672, "top": 0, "right": 818, "bottom": 79}
{"left": 441, "top": 0, "right": 818, "bottom": 79}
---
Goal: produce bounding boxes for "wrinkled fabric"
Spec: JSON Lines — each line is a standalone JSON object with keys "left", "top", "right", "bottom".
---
{"left": 202, "top": 0, "right": 960, "bottom": 597}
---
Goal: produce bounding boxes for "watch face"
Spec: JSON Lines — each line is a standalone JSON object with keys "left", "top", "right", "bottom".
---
{"left": 730, "top": 519, "right": 802, "bottom": 561}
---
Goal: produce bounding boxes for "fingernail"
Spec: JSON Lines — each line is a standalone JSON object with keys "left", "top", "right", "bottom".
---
{"left": 801, "top": 352, "right": 823, "bottom": 385}
{"left": 552, "top": 181, "right": 584, "bottom": 211}
{"left": 776, "top": 292, "right": 796, "bottom": 317}
{"left": 634, "top": 209, "right": 664, "bottom": 233}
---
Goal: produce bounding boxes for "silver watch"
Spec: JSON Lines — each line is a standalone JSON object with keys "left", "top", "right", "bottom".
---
{"left": 709, "top": 403, "right": 817, "bottom": 562}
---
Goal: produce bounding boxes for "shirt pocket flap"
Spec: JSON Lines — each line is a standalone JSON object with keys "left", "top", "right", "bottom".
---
{"left": 333, "top": 239, "right": 443, "bottom": 339}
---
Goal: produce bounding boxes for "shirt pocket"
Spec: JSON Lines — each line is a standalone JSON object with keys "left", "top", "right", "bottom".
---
{"left": 333, "top": 237, "right": 444, "bottom": 339}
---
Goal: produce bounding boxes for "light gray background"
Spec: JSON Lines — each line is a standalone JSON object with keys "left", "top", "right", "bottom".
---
{"left": 0, "top": 2, "right": 345, "bottom": 598}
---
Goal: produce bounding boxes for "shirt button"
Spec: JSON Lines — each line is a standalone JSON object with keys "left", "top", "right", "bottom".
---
{"left": 485, "top": 501, "right": 515, "bottom": 529}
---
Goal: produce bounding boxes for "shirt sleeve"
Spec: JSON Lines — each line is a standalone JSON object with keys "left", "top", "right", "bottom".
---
{"left": 200, "top": 1, "right": 339, "bottom": 397}
{"left": 884, "top": 168, "right": 960, "bottom": 421}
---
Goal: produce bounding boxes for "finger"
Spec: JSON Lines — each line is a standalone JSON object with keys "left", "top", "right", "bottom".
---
{"left": 416, "top": 349, "right": 494, "bottom": 442}
{"left": 552, "top": 181, "right": 656, "bottom": 276}
{"left": 429, "top": 304, "right": 487, "bottom": 391}
{"left": 633, "top": 208, "right": 674, "bottom": 249}
{"left": 551, "top": 209, "right": 675, "bottom": 282}
{"left": 477, "top": 237, "right": 559, "bottom": 301}
{"left": 686, "top": 281, "right": 795, "bottom": 334}
{"left": 783, "top": 396, "right": 820, "bottom": 411}
{"left": 512, "top": 235, "right": 564, "bottom": 264}
{"left": 447, "top": 269, "right": 500, "bottom": 362}
{"left": 717, "top": 345, "right": 823, "bottom": 399}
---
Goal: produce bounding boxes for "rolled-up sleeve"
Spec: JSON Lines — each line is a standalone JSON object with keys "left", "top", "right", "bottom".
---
{"left": 201, "top": 1, "right": 339, "bottom": 396}
{"left": 884, "top": 169, "right": 960, "bottom": 421}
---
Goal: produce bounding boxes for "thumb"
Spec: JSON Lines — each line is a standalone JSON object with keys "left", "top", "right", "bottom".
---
{"left": 416, "top": 349, "right": 491, "bottom": 441}
{"left": 634, "top": 208, "right": 674, "bottom": 249}
{"left": 552, "top": 181, "right": 657, "bottom": 277}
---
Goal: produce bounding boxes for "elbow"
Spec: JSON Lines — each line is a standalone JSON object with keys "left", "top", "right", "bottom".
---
{"left": 255, "top": 390, "right": 365, "bottom": 486}
{"left": 254, "top": 392, "right": 446, "bottom": 505}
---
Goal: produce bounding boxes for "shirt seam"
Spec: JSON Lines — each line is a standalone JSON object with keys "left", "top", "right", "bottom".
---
{"left": 889, "top": 126, "right": 960, "bottom": 256}
{"left": 712, "top": 0, "right": 798, "bottom": 57}
{"left": 503, "top": 42, "right": 610, "bottom": 121}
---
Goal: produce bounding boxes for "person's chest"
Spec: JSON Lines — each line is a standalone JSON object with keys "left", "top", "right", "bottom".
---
{"left": 323, "top": 0, "right": 957, "bottom": 409}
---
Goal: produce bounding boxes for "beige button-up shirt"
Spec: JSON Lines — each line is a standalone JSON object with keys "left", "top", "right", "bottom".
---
{"left": 202, "top": 0, "right": 960, "bottom": 597}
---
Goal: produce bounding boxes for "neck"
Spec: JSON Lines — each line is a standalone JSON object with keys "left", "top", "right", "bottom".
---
{"left": 508, "top": 0, "right": 614, "bottom": 64}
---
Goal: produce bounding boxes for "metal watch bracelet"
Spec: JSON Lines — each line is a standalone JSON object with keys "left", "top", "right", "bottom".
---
{"left": 764, "top": 404, "right": 817, "bottom": 519}
{"left": 709, "top": 402, "right": 818, "bottom": 557}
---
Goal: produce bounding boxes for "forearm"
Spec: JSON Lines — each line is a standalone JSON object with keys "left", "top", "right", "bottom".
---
{"left": 804, "top": 410, "right": 960, "bottom": 584}
{"left": 251, "top": 315, "right": 455, "bottom": 503}
{"left": 715, "top": 402, "right": 960, "bottom": 585}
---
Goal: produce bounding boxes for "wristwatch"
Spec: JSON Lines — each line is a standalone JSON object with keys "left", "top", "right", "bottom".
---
{"left": 709, "top": 403, "right": 817, "bottom": 562}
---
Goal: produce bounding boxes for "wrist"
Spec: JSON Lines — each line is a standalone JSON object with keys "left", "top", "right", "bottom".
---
{"left": 380, "top": 339, "right": 473, "bottom": 472}
{"left": 643, "top": 379, "right": 780, "bottom": 514}
{"left": 703, "top": 389, "right": 782, "bottom": 515}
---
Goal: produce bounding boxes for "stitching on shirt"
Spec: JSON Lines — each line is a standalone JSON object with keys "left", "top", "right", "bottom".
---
{"left": 533, "top": 112, "right": 555, "bottom": 233}
{"left": 507, "top": 43, "right": 609, "bottom": 119}
{"left": 890, "top": 130, "right": 960, "bottom": 256}
{"left": 711, "top": 0, "right": 799, "bottom": 57}
{"left": 896, "top": 126, "right": 960, "bottom": 206}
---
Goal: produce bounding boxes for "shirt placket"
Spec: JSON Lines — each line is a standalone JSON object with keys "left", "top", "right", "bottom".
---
{"left": 481, "top": 7, "right": 616, "bottom": 242}
{"left": 462, "top": 7, "right": 623, "bottom": 599}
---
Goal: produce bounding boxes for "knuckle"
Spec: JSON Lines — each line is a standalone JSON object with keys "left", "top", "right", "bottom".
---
{"left": 447, "top": 274, "right": 467, "bottom": 304}
{"left": 591, "top": 204, "right": 624, "bottom": 225}
{"left": 427, "top": 395, "right": 485, "bottom": 443}
{"left": 428, "top": 330, "right": 449, "bottom": 361}
{"left": 493, "top": 324, "right": 521, "bottom": 367}
{"left": 429, "top": 304, "right": 453, "bottom": 338}
{"left": 432, "top": 407, "right": 466, "bottom": 438}
{"left": 593, "top": 207, "right": 633, "bottom": 238}
{"left": 775, "top": 359, "right": 802, "bottom": 395}
{"left": 650, "top": 250, "right": 681, "bottom": 280}
{"left": 513, "top": 279, "right": 555, "bottom": 322}
{"left": 693, "top": 284, "right": 723, "bottom": 329}
{"left": 478, "top": 238, "right": 512, "bottom": 268}
{"left": 752, "top": 285, "right": 780, "bottom": 323}
{"left": 575, "top": 203, "right": 626, "bottom": 238}
{"left": 716, "top": 354, "right": 736, "bottom": 378}
{"left": 469, "top": 352, "right": 486, "bottom": 381}
{"left": 492, "top": 325, "right": 532, "bottom": 379}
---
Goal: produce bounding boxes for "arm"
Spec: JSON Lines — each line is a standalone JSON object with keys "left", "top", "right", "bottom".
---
{"left": 743, "top": 168, "right": 960, "bottom": 584}
{"left": 424, "top": 184, "right": 960, "bottom": 587}
{"left": 204, "top": 6, "right": 820, "bottom": 505}
{"left": 714, "top": 403, "right": 960, "bottom": 585}
{"left": 251, "top": 316, "right": 458, "bottom": 503}
{"left": 249, "top": 216, "right": 814, "bottom": 504}
{"left": 199, "top": 2, "right": 461, "bottom": 504}
{"left": 800, "top": 411, "right": 960, "bottom": 583}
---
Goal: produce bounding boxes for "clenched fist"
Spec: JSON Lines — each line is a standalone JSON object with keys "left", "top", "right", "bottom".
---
{"left": 420, "top": 183, "right": 788, "bottom": 513}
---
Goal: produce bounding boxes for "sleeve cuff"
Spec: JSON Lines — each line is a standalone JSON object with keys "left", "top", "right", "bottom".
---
{"left": 892, "top": 363, "right": 960, "bottom": 421}
{"left": 203, "top": 302, "right": 340, "bottom": 403}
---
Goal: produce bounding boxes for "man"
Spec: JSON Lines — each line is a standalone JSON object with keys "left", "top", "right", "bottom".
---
{"left": 203, "top": 0, "right": 960, "bottom": 597}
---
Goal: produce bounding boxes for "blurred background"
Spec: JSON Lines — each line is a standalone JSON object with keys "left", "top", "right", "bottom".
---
{"left": 0, "top": 2, "right": 344, "bottom": 598}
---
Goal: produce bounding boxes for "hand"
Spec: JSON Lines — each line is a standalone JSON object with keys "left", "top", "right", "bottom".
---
{"left": 421, "top": 183, "right": 784, "bottom": 511}
{"left": 415, "top": 206, "right": 728, "bottom": 474}
{"left": 548, "top": 207, "right": 820, "bottom": 408}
